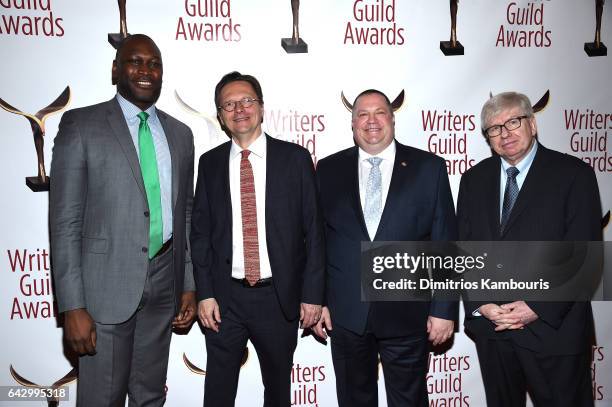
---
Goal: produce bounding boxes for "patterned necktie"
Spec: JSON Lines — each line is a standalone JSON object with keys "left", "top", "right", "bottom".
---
{"left": 137, "top": 112, "right": 163, "bottom": 259}
{"left": 240, "top": 150, "right": 260, "bottom": 285}
{"left": 364, "top": 157, "right": 383, "bottom": 239}
{"left": 500, "top": 166, "right": 520, "bottom": 234}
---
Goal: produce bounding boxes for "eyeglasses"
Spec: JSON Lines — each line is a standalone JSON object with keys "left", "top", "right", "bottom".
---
{"left": 218, "top": 97, "right": 260, "bottom": 112}
{"left": 484, "top": 116, "right": 529, "bottom": 138}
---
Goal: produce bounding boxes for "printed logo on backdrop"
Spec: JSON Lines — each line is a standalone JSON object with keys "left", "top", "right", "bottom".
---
{"left": 344, "top": 0, "right": 406, "bottom": 46}
{"left": 563, "top": 104, "right": 611, "bottom": 173}
{"left": 440, "top": 0, "right": 464, "bottom": 56}
{"left": 291, "top": 362, "right": 327, "bottom": 406}
{"left": 496, "top": 0, "right": 552, "bottom": 48}
{"left": 264, "top": 106, "right": 328, "bottom": 166}
{"left": 108, "top": 0, "right": 129, "bottom": 49}
{"left": 183, "top": 348, "right": 249, "bottom": 375}
{"left": 427, "top": 352, "right": 473, "bottom": 406}
{"left": 0, "top": 86, "right": 71, "bottom": 192}
{"left": 0, "top": 0, "right": 64, "bottom": 36}
{"left": 6, "top": 248, "right": 56, "bottom": 319}
{"left": 174, "top": 90, "right": 226, "bottom": 151}
{"left": 591, "top": 345, "right": 607, "bottom": 401}
{"left": 584, "top": 0, "right": 607, "bottom": 56}
{"left": 281, "top": 0, "right": 307, "bottom": 53}
{"left": 176, "top": 0, "right": 242, "bottom": 42}
{"left": 9, "top": 365, "right": 76, "bottom": 406}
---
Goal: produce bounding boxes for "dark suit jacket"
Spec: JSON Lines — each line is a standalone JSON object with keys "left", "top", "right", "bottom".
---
{"left": 317, "top": 141, "right": 458, "bottom": 338}
{"left": 457, "top": 143, "right": 602, "bottom": 355}
{"left": 50, "top": 98, "right": 195, "bottom": 324}
{"left": 190, "top": 134, "right": 325, "bottom": 320}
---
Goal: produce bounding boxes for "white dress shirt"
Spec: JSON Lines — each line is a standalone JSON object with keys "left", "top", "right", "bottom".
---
{"left": 358, "top": 141, "right": 396, "bottom": 240}
{"left": 229, "top": 133, "right": 273, "bottom": 279}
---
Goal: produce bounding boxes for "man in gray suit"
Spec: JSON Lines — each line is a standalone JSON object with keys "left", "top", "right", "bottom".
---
{"left": 50, "top": 34, "right": 196, "bottom": 406}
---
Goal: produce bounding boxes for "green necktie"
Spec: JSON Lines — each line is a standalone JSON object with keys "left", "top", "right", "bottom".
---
{"left": 137, "top": 112, "right": 163, "bottom": 259}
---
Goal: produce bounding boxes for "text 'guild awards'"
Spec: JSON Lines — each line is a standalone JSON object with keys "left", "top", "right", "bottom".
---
{"left": 585, "top": 0, "right": 607, "bottom": 56}
{"left": 0, "top": 87, "right": 71, "bottom": 192}
{"left": 109, "top": 0, "right": 129, "bottom": 49}
{"left": 281, "top": 0, "right": 308, "bottom": 53}
{"left": 440, "top": 0, "right": 464, "bottom": 56}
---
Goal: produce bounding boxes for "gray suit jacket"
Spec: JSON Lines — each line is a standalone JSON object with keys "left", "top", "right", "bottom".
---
{"left": 50, "top": 98, "right": 195, "bottom": 324}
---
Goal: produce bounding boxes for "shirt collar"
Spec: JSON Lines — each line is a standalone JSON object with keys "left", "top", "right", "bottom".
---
{"left": 358, "top": 140, "right": 396, "bottom": 164}
{"left": 116, "top": 93, "right": 157, "bottom": 122}
{"left": 501, "top": 138, "right": 538, "bottom": 173}
{"left": 230, "top": 131, "right": 266, "bottom": 160}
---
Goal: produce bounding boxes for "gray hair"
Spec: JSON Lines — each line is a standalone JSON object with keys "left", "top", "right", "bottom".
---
{"left": 481, "top": 92, "right": 533, "bottom": 130}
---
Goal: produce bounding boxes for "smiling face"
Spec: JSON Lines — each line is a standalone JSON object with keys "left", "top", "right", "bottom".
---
{"left": 486, "top": 107, "right": 537, "bottom": 165}
{"left": 217, "top": 80, "right": 264, "bottom": 147}
{"left": 112, "top": 35, "right": 163, "bottom": 111}
{"left": 352, "top": 92, "right": 395, "bottom": 155}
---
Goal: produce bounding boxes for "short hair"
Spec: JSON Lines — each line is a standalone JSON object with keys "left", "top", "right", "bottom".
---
{"left": 214, "top": 71, "right": 264, "bottom": 108}
{"left": 352, "top": 89, "right": 392, "bottom": 116}
{"left": 481, "top": 92, "right": 533, "bottom": 130}
{"left": 114, "top": 34, "right": 159, "bottom": 61}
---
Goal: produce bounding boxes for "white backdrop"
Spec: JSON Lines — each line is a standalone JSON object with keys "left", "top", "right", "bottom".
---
{"left": 1, "top": 1, "right": 611, "bottom": 406}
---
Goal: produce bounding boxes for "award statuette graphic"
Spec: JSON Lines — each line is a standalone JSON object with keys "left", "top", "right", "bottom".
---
{"left": 489, "top": 90, "right": 550, "bottom": 114}
{"left": 440, "top": 0, "right": 464, "bottom": 55}
{"left": 108, "top": 0, "right": 129, "bottom": 49}
{"left": 10, "top": 365, "right": 77, "bottom": 406}
{"left": 0, "top": 86, "right": 71, "bottom": 192}
{"left": 585, "top": 0, "right": 607, "bottom": 56}
{"left": 183, "top": 348, "right": 249, "bottom": 375}
{"left": 341, "top": 90, "right": 406, "bottom": 113}
{"left": 281, "top": 0, "right": 308, "bottom": 53}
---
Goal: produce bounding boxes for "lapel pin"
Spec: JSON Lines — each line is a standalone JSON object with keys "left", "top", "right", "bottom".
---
{"left": 401, "top": 161, "right": 407, "bottom": 167}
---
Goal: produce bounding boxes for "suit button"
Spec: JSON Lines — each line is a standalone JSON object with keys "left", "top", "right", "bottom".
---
{"left": 226, "top": 258, "right": 230, "bottom": 265}
{"left": 144, "top": 211, "right": 150, "bottom": 217}
{"left": 142, "top": 247, "right": 148, "bottom": 253}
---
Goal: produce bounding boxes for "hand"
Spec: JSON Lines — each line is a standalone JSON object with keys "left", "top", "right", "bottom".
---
{"left": 300, "top": 303, "right": 322, "bottom": 329}
{"left": 198, "top": 298, "right": 221, "bottom": 332}
{"left": 497, "top": 301, "right": 538, "bottom": 331}
{"left": 173, "top": 291, "right": 196, "bottom": 329}
{"left": 312, "top": 306, "right": 333, "bottom": 340}
{"left": 64, "top": 308, "right": 96, "bottom": 355}
{"left": 478, "top": 303, "right": 522, "bottom": 331}
{"left": 427, "top": 316, "right": 454, "bottom": 346}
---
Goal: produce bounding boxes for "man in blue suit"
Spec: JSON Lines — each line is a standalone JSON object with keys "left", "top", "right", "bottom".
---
{"left": 314, "top": 89, "right": 458, "bottom": 407}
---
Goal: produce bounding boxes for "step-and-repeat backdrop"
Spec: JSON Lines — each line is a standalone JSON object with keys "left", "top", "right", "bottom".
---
{"left": 1, "top": 1, "right": 611, "bottom": 406}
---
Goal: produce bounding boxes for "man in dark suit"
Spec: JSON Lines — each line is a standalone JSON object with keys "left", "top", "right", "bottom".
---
{"left": 457, "top": 91, "right": 601, "bottom": 407}
{"left": 190, "top": 71, "right": 325, "bottom": 406}
{"left": 313, "top": 89, "right": 457, "bottom": 407}
{"left": 50, "top": 34, "right": 196, "bottom": 406}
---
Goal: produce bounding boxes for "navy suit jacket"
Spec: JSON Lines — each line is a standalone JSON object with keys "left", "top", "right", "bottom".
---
{"left": 190, "top": 134, "right": 325, "bottom": 321}
{"left": 317, "top": 141, "right": 458, "bottom": 337}
{"left": 457, "top": 143, "right": 602, "bottom": 355}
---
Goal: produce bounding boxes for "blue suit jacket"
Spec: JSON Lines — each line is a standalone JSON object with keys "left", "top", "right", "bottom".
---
{"left": 317, "top": 141, "right": 458, "bottom": 337}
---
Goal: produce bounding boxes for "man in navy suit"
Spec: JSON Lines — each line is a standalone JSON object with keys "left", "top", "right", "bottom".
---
{"left": 190, "top": 71, "right": 325, "bottom": 406}
{"left": 457, "top": 92, "right": 601, "bottom": 406}
{"left": 314, "top": 89, "right": 458, "bottom": 407}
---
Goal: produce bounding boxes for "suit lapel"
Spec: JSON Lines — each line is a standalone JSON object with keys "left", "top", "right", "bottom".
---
{"left": 501, "top": 143, "right": 546, "bottom": 237}
{"left": 486, "top": 156, "right": 502, "bottom": 239}
{"left": 348, "top": 147, "right": 370, "bottom": 240}
{"left": 157, "top": 109, "right": 179, "bottom": 209}
{"left": 106, "top": 99, "right": 147, "bottom": 202}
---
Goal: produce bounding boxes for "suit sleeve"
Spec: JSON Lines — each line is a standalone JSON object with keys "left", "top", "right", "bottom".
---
{"left": 298, "top": 149, "right": 326, "bottom": 305}
{"left": 182, "top": 132, "right": 196, "bottom": 292}
{"left": 527, "top": 162, "right": 602, "bottom": 328}
{"left": 429, "top": 159, "right": 459, "bottom": 320}
{"left": 49, "top": 111, "right": 88, "bottom": 313}
{"left": 190, "top": 156, "right": 215, "bottom": 301}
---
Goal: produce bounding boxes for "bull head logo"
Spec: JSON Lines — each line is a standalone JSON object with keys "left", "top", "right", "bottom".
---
{"left": 10, "top": 365, "right": 77, "bottom": 407}
{"left": 0, "top": 86, "right": 71, "bottom": 192}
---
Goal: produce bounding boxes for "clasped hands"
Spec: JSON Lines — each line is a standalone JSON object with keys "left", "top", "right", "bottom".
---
{"left": 479, "top": 301, "right": 538, "bottom": 331}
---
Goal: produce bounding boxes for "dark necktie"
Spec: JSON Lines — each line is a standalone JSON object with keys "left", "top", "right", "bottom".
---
{"left": 240, "top": 150, "right": 260, "bottom": 285}
{"left": 137, "top": 112, "right": 163, "bottom": 258}
{"left": 500, "top": 166, "right": 520, "bottom": 234}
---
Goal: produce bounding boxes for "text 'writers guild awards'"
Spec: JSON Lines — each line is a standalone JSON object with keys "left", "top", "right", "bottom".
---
{"left": 440, "top": 0, "right": 464, "bottom": 56}
{"left": 585, "top": 0, "right": 607, "bottom": 56}
{"left": 109, "top": 0, "right": 129, "bottom": 49}
{"left": 282, "top": 0, "right": 308, "bottom": 53}
{"left": 0, "top": 87, "right": 71, "bottom": 192}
